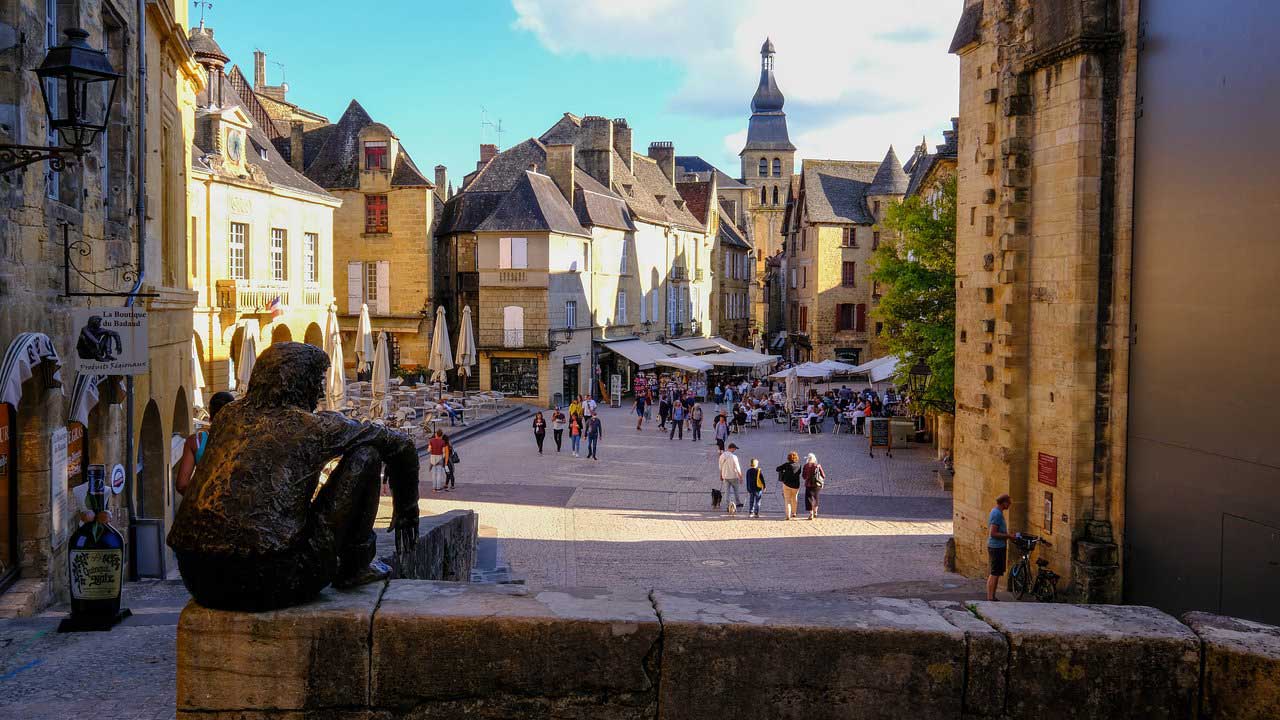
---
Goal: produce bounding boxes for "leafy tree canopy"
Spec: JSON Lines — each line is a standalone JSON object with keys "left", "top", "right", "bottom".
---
{"left": 870, "top": 174, "right": 956, "bottom": 414}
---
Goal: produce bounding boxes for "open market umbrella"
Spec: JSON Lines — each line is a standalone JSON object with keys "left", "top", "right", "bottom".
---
{"left": 356, "top": 303, "right": 374, "bottom": 373}
{"left": 370, "top": 331, "right": 391, "bottom": 419}
{"left": 235, "top": 330, "right": 257, "bottom": 395}
{"left": 427, "top": 306, "right": 454, "bottom": 386}
{"left": 324, "top": 306, "right": 346, "bottom": 411}
{"left": 454, "top": 305, "right": 477, "bottom": 390}
{"left": 785, "top": 367, "right": 798, "bottom": 413}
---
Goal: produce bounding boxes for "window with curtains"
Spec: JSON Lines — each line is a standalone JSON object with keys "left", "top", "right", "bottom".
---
{"left": 228, "top": 223, "right": 247, "bottom": 279}
{"left": 365, "top": 194, "right": 388, "bottom": 233}
{"left": 304, "top": 233, "right": 318, "bottom": 283}
{"left": 270, "top": 229, "right": 287, "bottom": 281}
{"left": 842, "top": 261, "right": 856, "bottom": 287}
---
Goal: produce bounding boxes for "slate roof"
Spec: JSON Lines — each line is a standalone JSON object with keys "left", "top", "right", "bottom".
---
{"left": 743, "top": 112, "right": 794, "bottom": 152}
{"left": 949, "top": 2, "right": 983, "bottom": 54}
{"left": 272, "top": 122, "right": 337, "bottom": 170}
{"left": 300, "top": 100, "right": 430, "bottom": 190}
{"left": 717, "top": 211, "right": 751, "bottom": 250}
{"left": 904, "top": 119, "right": 960, "bottom": 198}
{"left": 226, "top": 66, "right": 284, "bottom": 140}
{"left": 475, "top": 170, "right": 590, "bottom": 238}
{"left": 801, "top": 159, "right": 881, "bottom": 225}
{"left": 188, "top": 26, "right": 228, "bottom": 62}
{"left": 675, "top": 180, "right": 713, "bottom": 226}
{"left": 867, "top": 146, "right": 909, "bottom": 195}
{"left": 632, "top": 156, "right": 703, "bottom": 231}
{"left": 675, "top": 155, "right": 749, "bottom": 189}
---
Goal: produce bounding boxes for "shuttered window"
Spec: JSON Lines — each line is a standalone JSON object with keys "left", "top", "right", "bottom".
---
{"left": 856, "top": 303, "right": 867, "bottom": 332}
{"left": 499, "top": 237, "right": 528, "bottom": 269}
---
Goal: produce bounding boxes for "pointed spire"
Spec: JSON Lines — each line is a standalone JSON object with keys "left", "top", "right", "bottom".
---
{"left": 868, "top": 145, "right": 909, "bottom": 195}
{"left": 751, "top": 37, "right": 785, "bottom": 112}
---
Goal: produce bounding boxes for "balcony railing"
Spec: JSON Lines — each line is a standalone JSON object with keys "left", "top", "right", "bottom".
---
{"left": 498, "top": 270, "right": 527, "bottom": 283}
{"left": 503, "top": 329, "right": 524, "bottom": 348}
{"left": 670, "top": 266, "right": 688, "bottom": 281}
{"left": 217, "top": 279, "right": 290, "bottom": 311}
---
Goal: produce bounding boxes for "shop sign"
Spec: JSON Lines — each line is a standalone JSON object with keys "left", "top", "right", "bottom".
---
{"left": 1037, "top": 452, "right": 1058, "bottom": 487}
{"left": 72, "top": 308, "right": 149, "bottom": 376}
{"left": 109, "top": 464, "right": 126, "bottom": 495}
{"left": 66, "top": 422, "right": 84, "bottom": 485}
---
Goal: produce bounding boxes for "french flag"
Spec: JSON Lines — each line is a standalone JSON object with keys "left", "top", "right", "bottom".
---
{"left": 266, "top": 296, "right": 284, "bottom": 320}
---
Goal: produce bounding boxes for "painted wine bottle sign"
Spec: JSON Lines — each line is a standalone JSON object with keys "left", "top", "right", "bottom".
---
{"left": 66, "top": 465, "right": 125, "bottom": 619}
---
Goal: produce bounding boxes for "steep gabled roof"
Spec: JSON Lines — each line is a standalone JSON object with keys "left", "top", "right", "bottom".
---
{"left": 675, "top": 180, "right": 714, "bottom": 226}
{"left": 475, "top": 170, "right": 590, "bottom": 238}
{"left": 801, "top": 159, "right": 881, "bottom": 225}
{"left": 226, "top": 65, "right": 284, "bottom": 140}
{"left": 632, "top": 156, "right": 702, "bottom": 231}
{"left": 867, "top": 146, "right": 909, "bottom": 196}
{"left": 574, "top": 170, "right": 633, "bottom": 231}
{"left": 717, "top": 211, "right": 751, "bottom": 250}
{"left": 676, "top": 155, "right": 749, "bottom": 189}
{"left": 949, "top": 2, "right": 984, "bottom": 54}
{"left": 302, "top": 100, "right": 431, "bottom": 190}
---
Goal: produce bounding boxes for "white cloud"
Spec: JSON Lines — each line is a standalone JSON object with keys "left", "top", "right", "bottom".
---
{"left": 512, "top": 0, "right": 961, "bottom": 165}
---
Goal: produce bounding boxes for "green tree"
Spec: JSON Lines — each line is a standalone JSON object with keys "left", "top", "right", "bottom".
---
{"left": 870, "top": 175, "right": 956, "bottom": 413}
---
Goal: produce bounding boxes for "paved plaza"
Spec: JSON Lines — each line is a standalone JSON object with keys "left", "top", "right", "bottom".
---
{"left": 425, "top": 403, "right": 968, "bottom": 596}
{"left": 0, "top": 404, "right": 973, "bottom": 720}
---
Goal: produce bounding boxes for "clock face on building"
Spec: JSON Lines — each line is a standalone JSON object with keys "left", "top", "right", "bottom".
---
{"left": 227, "top": 130, "right": 244, "bottom": 162}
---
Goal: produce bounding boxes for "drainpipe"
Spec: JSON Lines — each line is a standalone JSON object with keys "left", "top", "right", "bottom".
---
{"left": 123, "top": 0, "right": 147, "bottom": 580}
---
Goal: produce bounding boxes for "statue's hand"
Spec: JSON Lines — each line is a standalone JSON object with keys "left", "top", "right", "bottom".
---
{"left": 390, "top": 502, "right": 419, "bottom": 555}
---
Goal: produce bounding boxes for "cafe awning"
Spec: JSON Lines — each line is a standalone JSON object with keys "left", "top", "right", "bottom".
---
{"left": 1, "top": 332, "right": 63, "bottom": 407}
{"left": 600, "top": 338, "right": 660, "bottom": 370}
{"left": 669, "top": 337, "right": 722, "bottom": 354}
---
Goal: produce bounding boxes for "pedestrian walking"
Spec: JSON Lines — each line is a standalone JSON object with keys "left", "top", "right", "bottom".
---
{"left": 569, "top": 414, "right": 583, "bottom": 457}
{"left": 714, "top": 413, "right": 729, "bottom": 451}
{"left": 714, "top": 382, "right": 724, "bottom": 408}
{"left": 776, "top": 451, "right": 802, "bottom": 520}
{"left": 569, "top": 396, "right": 582, "bottom": 420}
{"left": 532, "top": 412, "right": 547, "bottom": 455}
{"left": 585, "top": 412, "right": 603, "bottom": 460}
{"left": 658, "top": 395, "right": 672, "bottom": 430}
{"left": 690, "top": 403, "right": 703, "bottom": 442}
{"left": 427, "top": 429, "right": 448, "bottom": 492}
{"left": 801, "top": 452, "right": 826, "bottom": 519}
{"left": 442, "top": 433, "right": 458, "bottom": 490}
{"left": 745, "top": 459, "right": 765, "bottom": 518}
{"left": 552, "top": 407, "right": 566, "bottom": 452}
{"left": 670, "top": 401, "right": 686, "bottom": 440}
{"left": 175, "top": 391, "right": 234, "bottom": 498}
{"left": 987, "top": 493, "right": 1015, "bottom": 601}
{"left": 634, "top": 393, "right": 647, "bottom": 431}
{"left": 718, "top": 442, "right": 744, "bottom": 514}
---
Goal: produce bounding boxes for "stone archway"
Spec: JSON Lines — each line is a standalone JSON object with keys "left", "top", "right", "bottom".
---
{"left": 270, "top": 323, "right": 293, "bottom": 345}
{"left": 303, "top": 322, "right": 323, "bottom": 348}
{"left": 172, "top": 387, "right": 190, "bottom": 439}
{"left": 137, "top": 400, "right": 166, "bottom": 520}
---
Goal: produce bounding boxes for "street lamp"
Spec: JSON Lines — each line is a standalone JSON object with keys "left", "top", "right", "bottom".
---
{"left": 907, "top": 358, "right": 932, "bottom": 395}
{"left": 1, "top": 28, "right": 119, "bottom": 174}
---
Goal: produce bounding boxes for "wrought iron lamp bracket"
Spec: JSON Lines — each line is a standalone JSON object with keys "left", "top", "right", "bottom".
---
{"left": 59, "top": 222, "right": 158, "bottom": 299}
{"left": 0, "top": 144, "right": 84, "bottom": 176}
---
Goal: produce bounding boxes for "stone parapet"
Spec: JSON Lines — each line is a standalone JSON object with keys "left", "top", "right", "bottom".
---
{"left": 176, "top": 582, "right": 1280, "bottom": 719}
{"left": 374, "top": 509, "right": 477, "bottom": 582}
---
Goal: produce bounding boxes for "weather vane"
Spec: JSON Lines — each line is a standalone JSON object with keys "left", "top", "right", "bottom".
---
{"left": 194, "top": 1, "right": 213, "bottom": 27}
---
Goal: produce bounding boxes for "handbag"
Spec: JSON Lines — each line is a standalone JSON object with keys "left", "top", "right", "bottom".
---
{"left": 450, "top": 450, "right": 460, "bottom": 465}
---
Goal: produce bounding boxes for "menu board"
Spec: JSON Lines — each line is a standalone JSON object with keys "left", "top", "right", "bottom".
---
{"left": 868, "top": 417, "right": 893, "bottom": 458}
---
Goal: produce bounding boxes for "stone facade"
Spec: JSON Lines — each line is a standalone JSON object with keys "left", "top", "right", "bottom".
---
{"left": 0, "top": 0, "right": 203, "bottom": 612}
{"left": 949, "top": 0, "right": 1136, "bottom": 602}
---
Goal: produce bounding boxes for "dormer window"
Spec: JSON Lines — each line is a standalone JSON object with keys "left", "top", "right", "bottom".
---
{"left": 622, "top": 184, "right": 634, "bottom": 197}
{"left": 655, "top": 194, "right": 666, "bottom": 204}
{"left": 364, "top": 141, "right": 388, "bottom": 170}
{"left": 259, "top": 147, "right": 268, "bottom": 160}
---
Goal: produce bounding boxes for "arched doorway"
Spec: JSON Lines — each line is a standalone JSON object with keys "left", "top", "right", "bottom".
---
{"left": 137, "top": 401, "right": 165, "bottom": 520}
{"left": 228, "top": 325, "right": 245, "bottom": 391}
{"left": 303, "top": 322, "right": 323, "bottom": 348}
{"left": 270, "top": 323, "right": 292, "bottom": 345}
{"left": 172, "top": 387, "right": 190, "bottom": 439}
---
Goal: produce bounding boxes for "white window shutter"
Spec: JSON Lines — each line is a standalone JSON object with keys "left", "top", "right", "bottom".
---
{"left": 499, "top": 238, "right": 511, "bottom": 269}
{"left": 346, "top": 261, "right": 363, "bottom": 313}
{"left": 376, "top": 261, "right": 390, "bottom": 315}
{"left": 513, "top": 238, "right": 528, "bottom": 269}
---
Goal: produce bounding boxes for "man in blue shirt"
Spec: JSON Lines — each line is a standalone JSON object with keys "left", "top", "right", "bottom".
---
{"left": 987, "top": 493, "right": 1015, "bottom": 601}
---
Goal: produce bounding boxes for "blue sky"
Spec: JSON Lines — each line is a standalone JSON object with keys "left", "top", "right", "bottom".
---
{"left": 203, "top": 0, "right": 961, "bottom": 184}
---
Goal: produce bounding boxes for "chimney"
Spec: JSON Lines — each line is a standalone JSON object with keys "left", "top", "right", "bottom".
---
{"left": 253, "top": 50, "right": 266, "bottom": 91}
{"left": 289, "top": 121, "right": 304, "bottom": 171}
{"left": 612, "top": 118, "right": 633, "bottom": 172}
{"left": 648, "top": 141, "right": 676, "bottom": 187}
{"left": 723, "top": 198, "right": 739, "bottom": 223}
{"left": 580, "top": 116, "right": 614, "bottom": 190}
{"left": 434, "top": 165, "right": 448, "bottom": 201}
{"left": 477, "top": 143, "right": 498, "bottom": 171}
{"left": 545, "top": 143, "right": 575, "bottom": 203}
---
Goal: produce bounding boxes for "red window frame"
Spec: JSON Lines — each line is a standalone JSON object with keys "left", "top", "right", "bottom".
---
{"left": 364, "top": 142, "right": 388, "bottom": 170}
{"left": 365, "top": 194, "right": 389, "bottom": 233}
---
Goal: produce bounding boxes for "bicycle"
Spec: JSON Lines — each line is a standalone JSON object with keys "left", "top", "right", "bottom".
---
{"left": 1006, "top": 534, "right": 1059, "bottom": 602}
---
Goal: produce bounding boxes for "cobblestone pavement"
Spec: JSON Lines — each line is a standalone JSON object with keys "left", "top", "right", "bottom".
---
{"left": 429, "top": 403, "right": 971, "bottom": 595}
{"left": 0, "top": 404, "right": 975, "bottom": 719}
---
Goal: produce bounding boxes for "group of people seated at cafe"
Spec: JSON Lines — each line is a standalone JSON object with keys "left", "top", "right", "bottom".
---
{"left": 793, "top": 386, "right": 908, "bottom": 434}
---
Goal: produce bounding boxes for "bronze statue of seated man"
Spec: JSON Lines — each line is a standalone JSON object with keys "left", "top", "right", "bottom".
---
{"left": 167, "top": 342, "right": 420, "bottom": 611}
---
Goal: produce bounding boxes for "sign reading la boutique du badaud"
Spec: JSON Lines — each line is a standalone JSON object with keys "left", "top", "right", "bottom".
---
{"left": 71, "top": 308, "right": 148, "bottom": 376}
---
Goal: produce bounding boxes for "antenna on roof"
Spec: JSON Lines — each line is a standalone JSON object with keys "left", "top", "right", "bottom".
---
{"left": 480, "top": 106, "right": 505, "bottom": 151}
{"left": 272, "top": 60, "right": 287, "bottom": 84}
{"left": 194, "top": 0, "right": 213, "bottom": 28}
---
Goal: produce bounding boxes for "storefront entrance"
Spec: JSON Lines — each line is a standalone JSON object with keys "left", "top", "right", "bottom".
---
{"left": 491, "top": 357, "right": 539, "bottom": 398}
{"left": 562, "top": 361, "right": 580, "bottom": 406}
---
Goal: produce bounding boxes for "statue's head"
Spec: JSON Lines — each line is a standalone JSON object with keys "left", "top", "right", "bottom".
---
{"left": 87, "top": 315, "right": 103, "bottom": 330}
{"left": 244, "top": 341, "right": 330, "bottom": 411}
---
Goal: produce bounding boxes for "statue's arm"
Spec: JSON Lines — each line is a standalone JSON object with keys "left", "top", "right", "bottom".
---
{"left": 317, "top": 413, "right": 419, "bottom": 531}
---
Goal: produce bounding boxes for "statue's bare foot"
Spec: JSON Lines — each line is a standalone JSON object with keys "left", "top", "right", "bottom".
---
{"left": 333, "top": 559, "right": 391, "bottom": 589}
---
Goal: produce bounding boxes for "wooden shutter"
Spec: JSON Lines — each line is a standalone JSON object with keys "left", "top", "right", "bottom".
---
{"left": 346, "top": 261, "right": 363, "bottom": 313}
{"left": 376, "top": 261, "right": 390, "bottom": 315}
{"left": 855, "top": 303, "right": 867, "bottom": 332}
{"left": 499, "top": 238, "right": 511, "bottom": 269}
{"left": 512, "top": 238, "right": 528, "bottom": 269}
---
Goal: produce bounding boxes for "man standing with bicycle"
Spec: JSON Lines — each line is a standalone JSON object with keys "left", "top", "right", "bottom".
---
{"left": 986, "top": 493, "right": 1015, "bottom": 601}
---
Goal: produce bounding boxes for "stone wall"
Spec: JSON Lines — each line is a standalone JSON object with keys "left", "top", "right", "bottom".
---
{"left": 176, "top": 581, "right": 1280, "bottom": 719}
{"left": 375, "top": 509, "right": 477, "bottom": 583}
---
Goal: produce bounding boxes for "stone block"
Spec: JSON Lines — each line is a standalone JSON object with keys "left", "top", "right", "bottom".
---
{"left": 932, "top": 601, "right": 1008, "bottom": 716}
{"left": 1182, "top": 612, "right": 1280, "bottom": 720}
{"left": 971, "top": 602, "right": 1199, "bottom": 720}
{"left": 176, "top": 583, "right": 384, "bottom": 713}
{"left": 375, "top": 509, "right": 477, "bottom": 582}
{"left": 655, "top": 590, "right": 966, "bottom": 720}
{"left": 371, "top": 581, "right": 660, "bottom": 718}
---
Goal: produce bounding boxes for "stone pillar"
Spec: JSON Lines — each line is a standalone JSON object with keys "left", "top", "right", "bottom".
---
{"left": 545, "top": 143, "right": 575, "bottom": 204}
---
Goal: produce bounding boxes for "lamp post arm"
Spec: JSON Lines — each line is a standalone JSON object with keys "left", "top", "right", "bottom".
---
{"left": 0, "top": 144, "right": 83, "bottom": 175}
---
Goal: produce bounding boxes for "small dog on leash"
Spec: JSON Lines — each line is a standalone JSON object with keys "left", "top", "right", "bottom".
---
{"left": 710, "top": 488, "right": 723, "bottom": 510}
